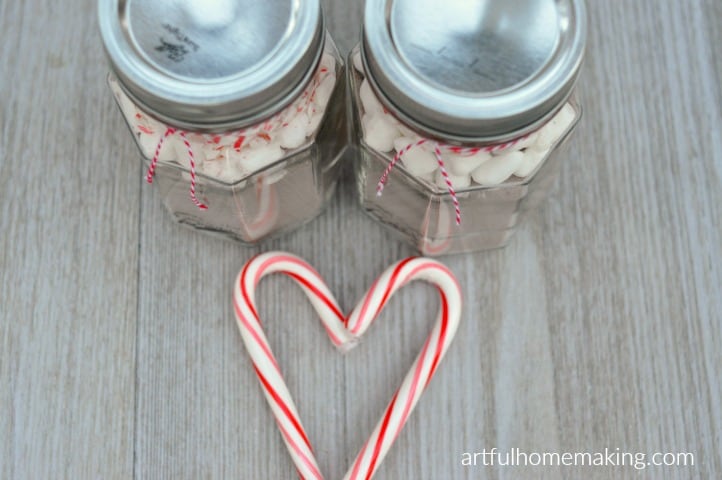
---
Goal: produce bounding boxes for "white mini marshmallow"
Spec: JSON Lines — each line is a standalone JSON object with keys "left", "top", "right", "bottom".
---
{"left": 278, "top": 114, "right": 309, "bottom": 149}
{"left": 202, "top": 156, "right": 244, "bottom": 183}
{"left": 320, "top": 53, "right": 336, "bottom": 73}
{"left": 360, "top": 79, "right": 384, "bottom": 115}
{"left": 287, "top": 95, "right": 307, "bottom": 117}
{"left": 171, "top": 137, "right": 203, "bottom": 169}
{"left": 307, "top": 111, "right": 324, "bottom": 135}
{"left": 395, "top": 123, "right": 420, "bottom": 140}
{"left": 363, "top": 113, "right": 400, "bottom": 152}
{"left": 534, "top": 124, "right": 558, "bottom": 151}
{"left": 443, "top": 150, "right": 492, "bottom": 176}
{"left": 514, "top": 148, "right": 550, "bottom": 178}
{"left": 393, "top": 137, "right": 438, "bottom": 175}
{"left": 353, "top": 51, "right": 364, "bottom": 73}
{"left": 556, "top": 103, "right": 577, "bottom": 131}
{"left": 227, "top": 149, "right": 251, "bottom": 177}
{"left": 514, "top": 131, "right": 539, "bottom": 150}
{"left": 534, "top": 104, "right": 577, "bottom": 151}
{"left": 240, "top": 142, "right": 285, "bottom": 172}
{"left": 118, "top": 95, "right": 138, "bottom": 121}
{"left": 418, "top": 171, "right": 436, "bottom": 184}
{"left": 200, "top": 155, "right": 226, "bottom": 177}
{"left": 314, "top": 74, "right": 336, "bottom": 109}
{"left": 392, "top": 137, "right": 414, "bottom": 153}
{"left": 138, "top": 131, "right": 176, "bottom": 161}
{"left": 208, "top": 156, "right": 248, "bottom": 183}
{"left": 435, "top": 170, "right": 471, "bottom": 190}
{"left": 247, "top": 133, "right": 274, "bottom": 149}
{"left": 201, "top": 143, "right": 224, "bottom": 163}
{"left": 471, "top": 150, "right": 524, "bottom": 186}
{"left": 109, "top": 80, "right": 137, "bottom": 118}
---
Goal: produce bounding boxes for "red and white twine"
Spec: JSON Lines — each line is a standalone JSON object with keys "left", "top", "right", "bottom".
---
{"left": 232, "top": 252, "right": 462, "bottom": 480}
{"left": 232, "top": 177, "right": 280, "bottom": 241}
{"left": 376, "top": 134, "right": 532, "bottom": 226}
{"left": 146, "top": 127, "right": 207, "bottom": 210}
{"left": 140, "top": 62, "right": 334, "bottom": 211}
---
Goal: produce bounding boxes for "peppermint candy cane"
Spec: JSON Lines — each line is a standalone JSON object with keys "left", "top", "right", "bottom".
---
{"left": 232, "top": 252, "right": 462, "bottom": 480}
{"left": 232, "top": 176, "right": 280, "bottom": 241}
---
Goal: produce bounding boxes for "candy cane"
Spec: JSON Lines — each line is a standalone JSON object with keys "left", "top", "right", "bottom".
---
{"left": 418, "top": 199, "right": 453, "bottom": 256}
{"left": 232, "top": 252, "right": 462, "bottom": 480}
{"left": 233, "top": 175, "right": 281, "bottom": 241}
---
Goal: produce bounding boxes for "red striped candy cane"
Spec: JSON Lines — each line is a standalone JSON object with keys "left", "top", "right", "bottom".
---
{"left": 232, "top": 175, "right": 281, "bottom": 241}
{"left": 232, "top": 252, "right": 462, "bottom": 480}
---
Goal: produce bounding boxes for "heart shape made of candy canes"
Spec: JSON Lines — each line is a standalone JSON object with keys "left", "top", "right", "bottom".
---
{"left": 232, "top": 252, "right": 462, "bottom": 480}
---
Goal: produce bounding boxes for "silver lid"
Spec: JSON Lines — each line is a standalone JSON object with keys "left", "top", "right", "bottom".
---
{"left": 99, "top": 0, "right": 325, "bottom": 131}
{"left": 362, "top": 0, "right": 587, "bottom": 144}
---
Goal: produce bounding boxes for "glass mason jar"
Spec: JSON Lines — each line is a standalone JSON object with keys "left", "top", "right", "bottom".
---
{"left": 349, "top": 0, "right": 587, "bottom": 255}
{"left": 99, "top": 0, "right": 347, "bottom": 243}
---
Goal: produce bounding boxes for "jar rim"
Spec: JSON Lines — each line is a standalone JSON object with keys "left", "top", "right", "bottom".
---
{"left": 361, "top": 0, "right": 587, "bottom": 144}
{"left": 99, "top": 0, "right": 326, "bottom": 132}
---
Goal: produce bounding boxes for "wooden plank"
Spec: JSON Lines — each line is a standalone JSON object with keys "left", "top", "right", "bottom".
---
{"left": 702, "top": 0, "right": 722, "bottom": 107}
{"left": 0, "top": 1, "right": 139, "bottom": 478}
{"left": 133, "top": 0, "right": 722, "bottom": 478}
{"left": 530, "top": 1, "right": 722, "bottom": 478}
{"left": 0, "top": 0, "right": 720, "bottom": 479}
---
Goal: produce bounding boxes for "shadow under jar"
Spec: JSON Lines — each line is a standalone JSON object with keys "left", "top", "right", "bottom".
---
{"left": 349, "top": 0, "right": 587, "bottom": 255}
{"left": 99, "top": 0, "right": 347, "bottom": 244}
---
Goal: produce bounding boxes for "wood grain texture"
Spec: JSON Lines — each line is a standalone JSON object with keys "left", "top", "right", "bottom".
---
{"left": 1, "top": 0, "right": 720, "bottom": 479}
{"left": 0, "top": 1, "right": 139, "bottom": 478}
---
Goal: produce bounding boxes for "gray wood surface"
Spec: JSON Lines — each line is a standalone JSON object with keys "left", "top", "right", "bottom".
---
{"left": 1, "top": 1, "right": 720, "bottom": 479}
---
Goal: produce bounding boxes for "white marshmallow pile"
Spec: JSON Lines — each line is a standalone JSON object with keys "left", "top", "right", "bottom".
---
{"left": 110, "top": 52, "right": 338, "bottom": 184}
{"left": 353, "top": 52, "right": 577, "bottom": 189}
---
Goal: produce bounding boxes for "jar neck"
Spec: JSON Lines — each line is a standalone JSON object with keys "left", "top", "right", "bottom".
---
{"left": 358, "top": 51, "right": 572, "bottom": 148}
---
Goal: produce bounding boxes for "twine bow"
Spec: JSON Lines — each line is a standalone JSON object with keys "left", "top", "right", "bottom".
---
{"left": 142, "top": 64, "right": 333, "bottom": 211}
{"left": 376, "top": 135, "right": 531, "bottom": 226}
{"left": 146, "top": 128, "right": 208, "bottom": 210}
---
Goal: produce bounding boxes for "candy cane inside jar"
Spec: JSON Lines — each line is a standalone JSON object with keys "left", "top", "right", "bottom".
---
{"left": 349, "top": 0, "right": 587, "bottom": 255}
{"left": 99, "top": 0, "right": 347, "bottom": 244}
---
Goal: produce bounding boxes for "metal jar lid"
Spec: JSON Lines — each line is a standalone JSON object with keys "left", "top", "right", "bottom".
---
{"left": 99, "top": 0, "right": 325, "bottom": 131}
{"left": 361, "top": 0, "right": 587, "bottom": 144}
